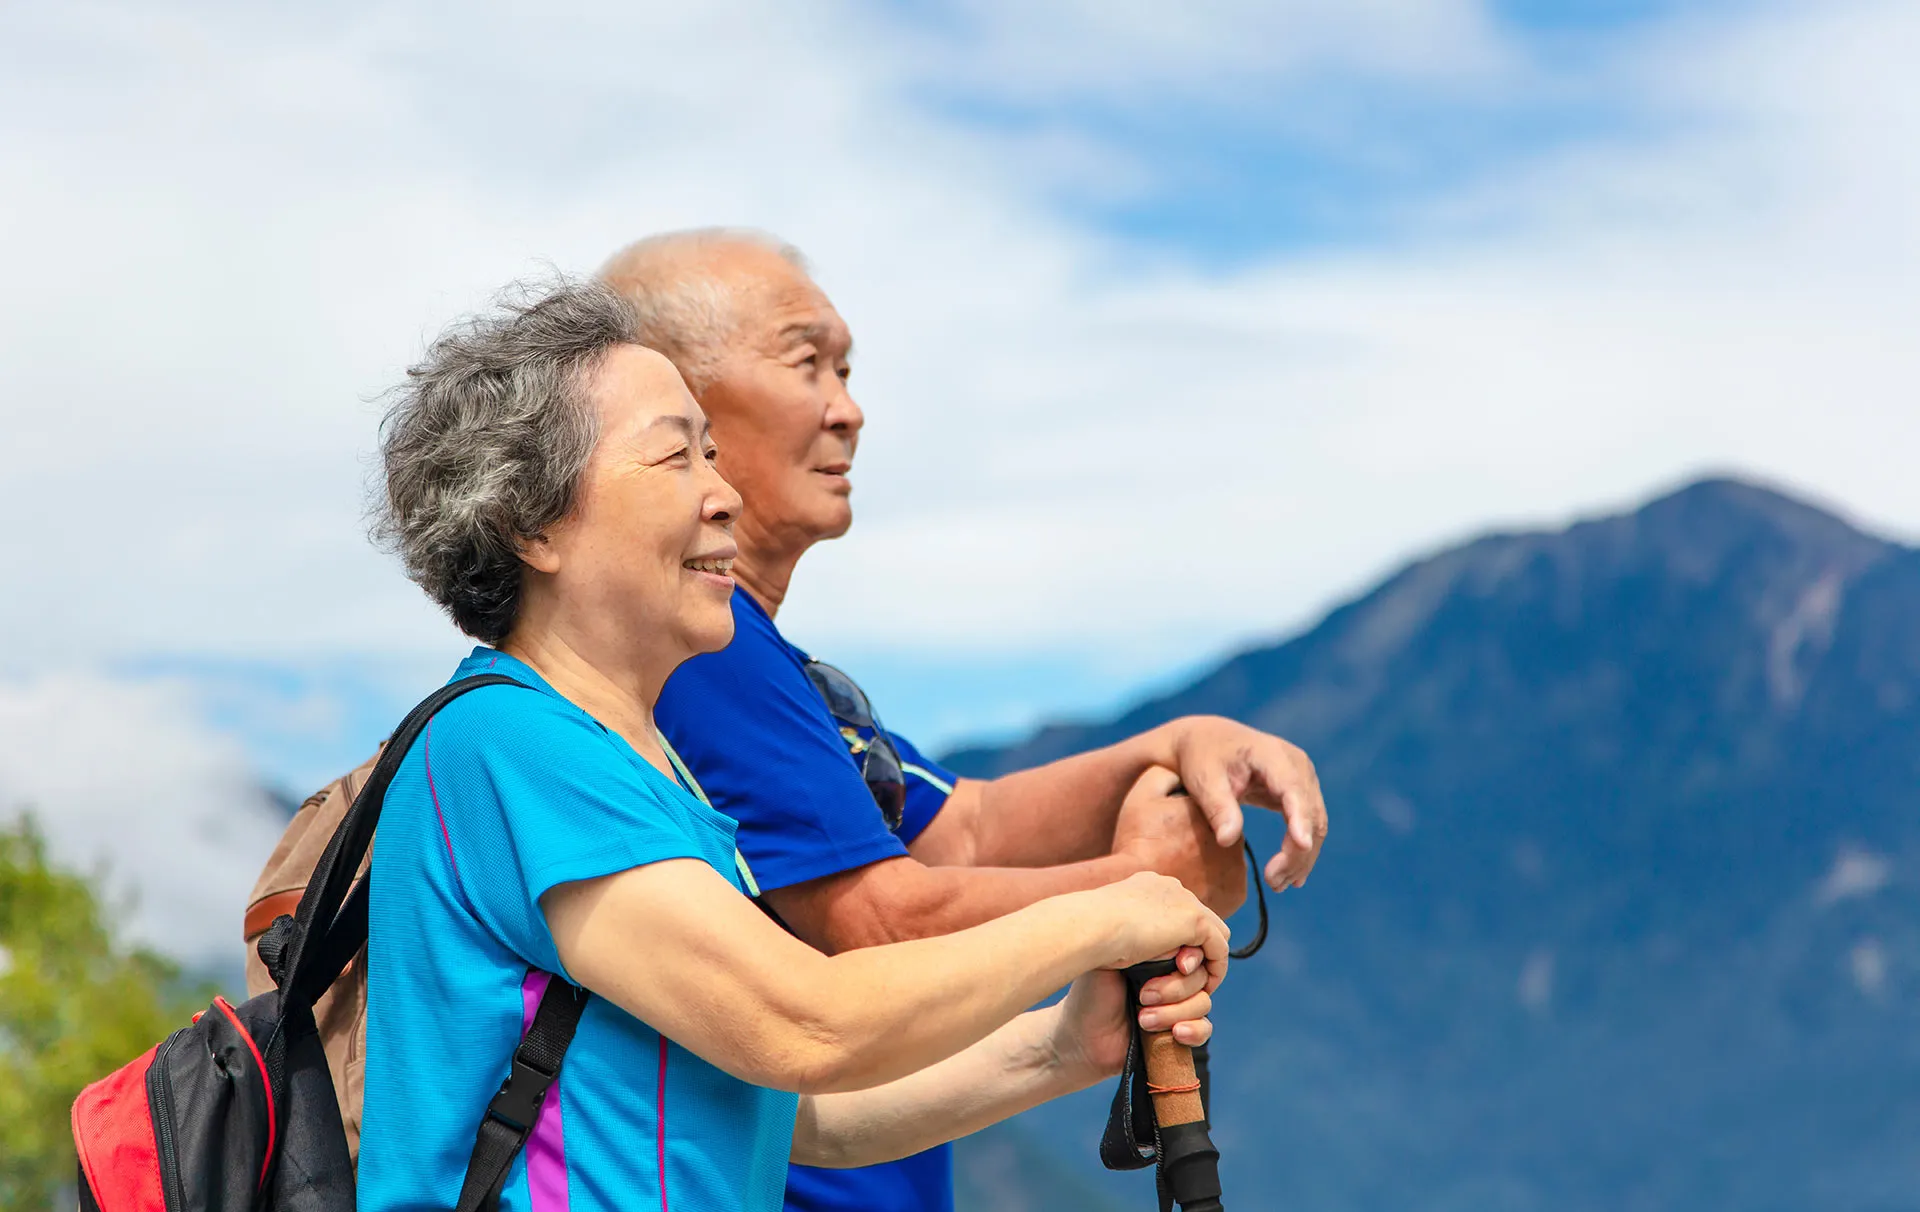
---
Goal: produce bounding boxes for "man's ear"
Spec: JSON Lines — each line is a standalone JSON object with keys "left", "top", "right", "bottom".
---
{"left": 517, "top": 530, "right": 564, "bottom": 575}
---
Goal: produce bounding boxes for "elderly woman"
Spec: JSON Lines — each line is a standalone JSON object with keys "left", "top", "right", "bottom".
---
{"left": 355, "top": 279, "right": 1228, "bottom": 1212}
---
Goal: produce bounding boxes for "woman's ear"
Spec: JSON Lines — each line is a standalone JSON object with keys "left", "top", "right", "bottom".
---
{"left": 517, "top": 530, "right": 564, "bottom": 575}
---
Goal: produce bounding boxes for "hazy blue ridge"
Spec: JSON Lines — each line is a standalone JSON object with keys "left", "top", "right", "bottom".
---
{"left": 946, "top": 477, "right": 1920, "bottom": 1212}
{"left": 953, "top": 1118, "right": 1130, "bottom": 1212}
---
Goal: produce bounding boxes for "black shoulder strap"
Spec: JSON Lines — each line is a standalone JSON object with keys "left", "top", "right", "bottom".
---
{"left": 268, "top": 670, "right": 594, "bottom": 1210}
{"left": 453, "top": 978, "right": 591, "bottom": 1212}
{"left": 276, "top": 673, "right": 527, "bottom": 1012}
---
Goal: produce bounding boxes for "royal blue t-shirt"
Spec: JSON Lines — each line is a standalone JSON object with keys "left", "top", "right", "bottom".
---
{"left": 656, "top": 591, "right": 961, "bottom": 1212}
{"left": 359, "top": 649, "right": 799, "bottom": 1212}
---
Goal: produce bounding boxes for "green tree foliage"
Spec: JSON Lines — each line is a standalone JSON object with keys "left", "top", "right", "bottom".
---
{"left": 0, "top": 814, "right": 212, "bottom": 1212}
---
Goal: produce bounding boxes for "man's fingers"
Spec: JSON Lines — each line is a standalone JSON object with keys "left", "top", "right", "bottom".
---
{"left": 1171, "top": 1017, "right": 1214, "bottom": 1047}
{"left": 1253, "top": 752, "right": 1325, "bottom": 888}
{"left": 1185, "top": 764, "right": 1245, "bottom": 848}
{"left": 1265, "top": 846, "right": 1302, "bottom": 891}
{"left": 1259, "top": 756, "right": 1324, "bottom": 853}
{"left": 1289, "top": 800, "right": 1319, "bottom": 852}
{"left": 1264, "top": 827, "right": 1322, "bottom": 890}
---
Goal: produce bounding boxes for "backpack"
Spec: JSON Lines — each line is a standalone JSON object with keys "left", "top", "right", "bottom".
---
{"left": 241, "top": 753, "right": 380, "bottom": 1161}
{"left": 238, "top": 715, "right": 721, "bottom": 1163}
{"left": 72, "top": 675, "right": 589, "bottom": 1212}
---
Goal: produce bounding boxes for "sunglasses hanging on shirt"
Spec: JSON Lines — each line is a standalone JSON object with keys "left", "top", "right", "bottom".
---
{"left": 804, "top": 659, "right": 908, "bottom": 833}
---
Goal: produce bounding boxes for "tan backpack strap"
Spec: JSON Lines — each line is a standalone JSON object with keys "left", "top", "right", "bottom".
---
{"left": 245, "top": 889, "right": 305, "bottom": 940}
{"left": 243, "top": 747, "right": 384, "bottom": 942}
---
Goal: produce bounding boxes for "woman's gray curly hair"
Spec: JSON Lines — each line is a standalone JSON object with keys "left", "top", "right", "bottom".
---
{"left": 375, "top": 278, "right": 639, "bottom": 644}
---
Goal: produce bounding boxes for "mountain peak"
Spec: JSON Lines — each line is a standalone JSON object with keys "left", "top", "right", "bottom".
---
{"left": 1627, "top": 474, "right": 1884, "bottom": 562}
{"left": 946, "top": 474, "right": 1906, "bottom": 776}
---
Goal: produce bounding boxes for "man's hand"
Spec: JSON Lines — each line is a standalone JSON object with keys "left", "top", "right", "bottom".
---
{"left": 1111, "top": 768, "right": 1247, "bottom": 918}
{"left": 1155, "top": 715, "right": 1328, "bottom": 891}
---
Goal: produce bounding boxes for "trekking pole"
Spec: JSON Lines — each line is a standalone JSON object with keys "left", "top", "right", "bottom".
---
{"left": 1122, "top": 959, "right": 1224, "bottom": 1212}
{"left": 1103, "top": 837, "right": 1266, "bottom": 1212}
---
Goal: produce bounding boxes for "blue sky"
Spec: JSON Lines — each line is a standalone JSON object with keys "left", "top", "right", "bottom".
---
{"left": 137, "top": 0, "right": 1644, "bottom": 792}
{"left": 187, "top": 0, "right": 1905, "bottom": 786}
{"left": 2, "top": 0, "right": 1915, "bottom": 958}
{"left": 895, "top": 0, "right": 1715, "bottom": 261}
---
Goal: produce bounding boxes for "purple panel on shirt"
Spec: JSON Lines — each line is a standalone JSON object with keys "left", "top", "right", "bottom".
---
{"left": 520, "top": 969, "right": 571, "bottom": 1212}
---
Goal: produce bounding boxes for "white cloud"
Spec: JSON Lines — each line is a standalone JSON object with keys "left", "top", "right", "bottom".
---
{"left": 1849, "top": 936, "right": 1888, "bottom": 998}
{"left": 1816, "top": 846, "right": 1892, "bottom": 906}
{"left": 2, "top": 0, "right": 1914, "bottom": 958}
{"left": 0, "top": 0, "right": 1915, "bottom": 674}
{"left": 0, "top": 673, "right": 287, "bottom": 967}
{"left": 884, "top": 0, "right": 1516, "bottom": 102}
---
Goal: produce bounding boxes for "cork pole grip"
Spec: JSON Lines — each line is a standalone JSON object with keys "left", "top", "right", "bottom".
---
{"left": 1140, "top": 1030, "right": 1207, "bottom": 1127}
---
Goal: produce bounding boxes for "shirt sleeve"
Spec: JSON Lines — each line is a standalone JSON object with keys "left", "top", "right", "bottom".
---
{"left": 655, "top": 602, "right": 910, "bottom": 892}
{"left": 889, "top": 731, "right": 958, "bottom": 845}
{"left": 422, "top": 688, "right": 710, "bottom": 977}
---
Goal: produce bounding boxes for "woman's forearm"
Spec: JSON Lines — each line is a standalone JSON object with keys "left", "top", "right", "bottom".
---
{"left": 546, "top": 859, "right": 1135, "bottom": 1095}
{"left": 786, "top": 891, "right": 1115, "bottom": 1093}
{"left": 792, "top": 1003, "right": 1098, "bottom": 1168}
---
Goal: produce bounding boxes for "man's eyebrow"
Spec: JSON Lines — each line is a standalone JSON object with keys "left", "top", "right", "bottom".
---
{"left": 777, "top": 321, "right": 826, "bottom": 346}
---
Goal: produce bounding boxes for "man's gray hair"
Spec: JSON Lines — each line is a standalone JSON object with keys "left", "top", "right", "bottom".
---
{"left": 598, "top": 227, "right": 807, "bottom": 391}
{"left": 375, "top": 277, "right": 638, "bottom": 644}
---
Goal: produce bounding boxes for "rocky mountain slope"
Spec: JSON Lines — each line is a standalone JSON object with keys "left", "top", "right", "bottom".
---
{"left": 948, "top": 478, "right": 1920, "bottom": 1211}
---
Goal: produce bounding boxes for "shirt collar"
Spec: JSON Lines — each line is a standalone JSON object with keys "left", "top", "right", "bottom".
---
{"left": 455, "top": 647, "right": 566, "bottom": 702}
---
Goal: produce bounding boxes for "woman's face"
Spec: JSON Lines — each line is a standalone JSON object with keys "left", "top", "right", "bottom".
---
{"left": 527, "top": 344, "right": 743, "bottom": 675}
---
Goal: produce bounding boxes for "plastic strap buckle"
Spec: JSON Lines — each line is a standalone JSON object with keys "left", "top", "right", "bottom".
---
{"left": 485, "top": 1055, "right": 558, "bottom": 1132}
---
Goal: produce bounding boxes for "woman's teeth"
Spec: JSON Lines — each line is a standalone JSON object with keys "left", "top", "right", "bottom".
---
{"left": 685, "top": 558, "right": 734, "bottom": 575}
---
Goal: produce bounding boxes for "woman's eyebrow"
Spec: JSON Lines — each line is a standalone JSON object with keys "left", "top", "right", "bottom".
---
{"left": 644, "top": 414, "right": 698, "bottom": 438}
{"left": 637, "top": 414, "right": 714, "bottom": 452}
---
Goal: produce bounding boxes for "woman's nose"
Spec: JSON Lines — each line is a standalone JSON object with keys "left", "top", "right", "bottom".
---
{"left": 707, "top": 470, "right": 743, "bottom": 522}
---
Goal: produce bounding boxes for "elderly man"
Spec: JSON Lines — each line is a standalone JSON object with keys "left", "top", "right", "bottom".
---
{"left": 608, "top": 229, "right": 1328, "bottom": 1212}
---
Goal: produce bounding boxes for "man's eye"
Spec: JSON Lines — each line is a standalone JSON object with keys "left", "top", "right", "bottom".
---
{"left": 704, "top": 447, "right": 719, "bottom": 463}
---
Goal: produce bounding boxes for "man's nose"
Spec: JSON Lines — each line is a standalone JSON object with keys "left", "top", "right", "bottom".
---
{"left": 826, "top": 382, "right": 864, "bottom": 437}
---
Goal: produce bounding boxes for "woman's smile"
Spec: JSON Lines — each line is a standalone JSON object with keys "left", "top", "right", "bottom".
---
{"left": 683, "top": 548, "right": 738, "bottom": 589}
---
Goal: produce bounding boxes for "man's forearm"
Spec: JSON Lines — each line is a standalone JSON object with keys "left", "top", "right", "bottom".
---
{"left": 765, "top": 853, "right": 1146, "bottom": 953}
{"left": 913, "top": 728, "right": 1177, "bottom": 869}
{"left": 791, "top": 1003, "right": 1094, "bottom": 1168}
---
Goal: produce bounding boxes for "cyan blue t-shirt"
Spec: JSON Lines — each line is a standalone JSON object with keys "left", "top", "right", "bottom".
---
{"left": 656, "top": 591, "right": 960, "bottom": 1212}
{"left": 359, "top": 648, "right": 799, "bottom": 1212}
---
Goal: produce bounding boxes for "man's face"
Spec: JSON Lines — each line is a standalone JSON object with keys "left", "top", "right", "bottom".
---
{"left": 699, "top": 253, "right": 863, "bottom": 553}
